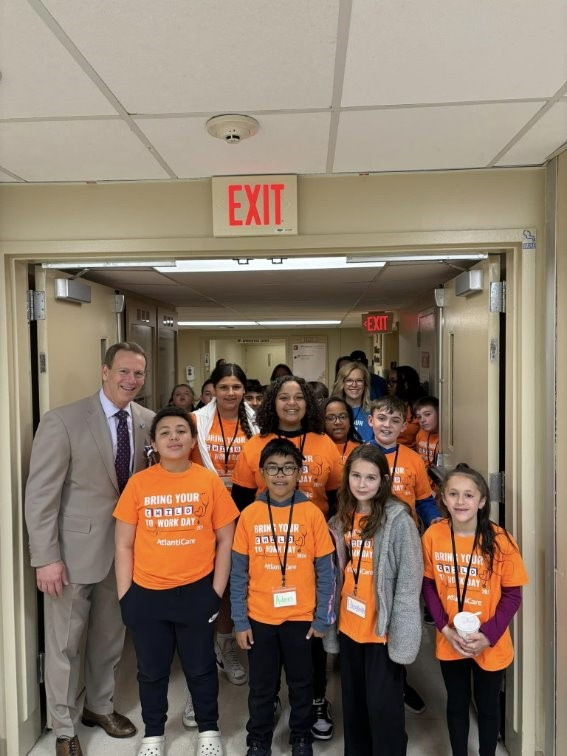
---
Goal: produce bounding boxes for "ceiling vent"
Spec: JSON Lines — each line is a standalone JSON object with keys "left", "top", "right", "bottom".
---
{"left": 206, "top": 114, "right": 259, "bottom": 144}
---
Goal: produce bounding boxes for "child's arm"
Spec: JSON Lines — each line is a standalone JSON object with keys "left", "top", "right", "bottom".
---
{"left": 115, "top": 520, "right": 136, "bottom": 599}
{"left": 308, "top": 552, "right": 336, "bottom": 639}
{"left": 459, "top": 585, "right": 523, "bottom": 657}
{"left": 213, "top": 521, "right": 235, "bottom": 597}
{"left": 230, "top": 550, "right": 253, "bottom": 648}
{"left": 415, "top": 495, "right": 443, "bottom": 527}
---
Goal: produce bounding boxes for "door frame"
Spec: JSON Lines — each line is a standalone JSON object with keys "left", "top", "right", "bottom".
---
{"left": 0, "top": 227, "right": 544, "bottom": 754}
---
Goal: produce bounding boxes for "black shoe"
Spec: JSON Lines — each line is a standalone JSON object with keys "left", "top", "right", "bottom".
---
{"left": 291, "top": 737, "right": 313, "bottom": 756}
{"left": 311, "top": 697, "right": 333, "bottom": 740}
{"left": 246, "top": 740, "right": 271, "bottom": 755}
{"left": 404, "top": 681, "right": 425, "bottom": 714}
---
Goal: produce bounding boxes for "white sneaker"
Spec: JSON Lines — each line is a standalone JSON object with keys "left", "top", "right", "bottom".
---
{"left": 215, "top": 633, "right": 247, "bottom": 685}
{"left": 138, "top": 735, "right": 165, "bottom": 756}
{"left": 197, "top": 730, "right": 224, "bottom": 756}
{"left": 182, "top": 688, "right": 197, "bottom": 728}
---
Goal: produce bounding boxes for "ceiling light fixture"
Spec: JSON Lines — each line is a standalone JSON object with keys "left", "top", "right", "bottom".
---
{"left": 155, "top": 257, "right": 386, "bottom": 274}
{"left": 347, "top": 253, "right": 488, "bottom": 263}
{"left": 177, "top": 319, "right": 342, "bottom": 327}
{"left": 43, "top": 260, "right": 175, "bottom": 269}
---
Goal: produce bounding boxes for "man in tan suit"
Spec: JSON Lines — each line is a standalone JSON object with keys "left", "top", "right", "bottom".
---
{"left": 25, "top": 342, "right": 155, "bottom": 756}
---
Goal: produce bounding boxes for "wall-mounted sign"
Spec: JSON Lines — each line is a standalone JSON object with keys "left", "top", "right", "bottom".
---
{"left": 361, "top": 311, "right": 393, "bottom": 334}
{"left": 212, "top": 175, "right": 298, "bottom": 237}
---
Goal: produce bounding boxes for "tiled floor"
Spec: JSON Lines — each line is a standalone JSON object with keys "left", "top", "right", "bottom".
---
{"left": 28, "top": 624, "right": 508, "bottom": 755}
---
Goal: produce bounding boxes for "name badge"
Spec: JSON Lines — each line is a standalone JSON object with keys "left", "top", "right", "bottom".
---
{"left": 273, "top": 587, "right": 297, "bottom": 608}
{"left": 346, "top": 594, "right": 366, "bottom": 618}
{"left": 219, "top": 475, "right": 232, "bottom": 490}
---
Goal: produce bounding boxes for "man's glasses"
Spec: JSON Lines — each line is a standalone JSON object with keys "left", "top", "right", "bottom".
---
{"left": 325, "top": 413, "right": 349, "bottom": 423}
{"left": 344, "top": 379, "right": 364, "bottom": 386}
{"left": 263, "top": 463, "right": 299, "bottom": 476}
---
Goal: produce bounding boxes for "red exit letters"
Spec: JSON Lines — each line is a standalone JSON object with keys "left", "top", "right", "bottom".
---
{"left": 228, "top": 183, "right": 285, "bottom": 227}
{"left": 362, "top": 312, "right": 391, "bottom": 333}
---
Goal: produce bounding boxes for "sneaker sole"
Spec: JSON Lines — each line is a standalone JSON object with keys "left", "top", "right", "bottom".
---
{"left": 182, "top": 717, "right": 198, "bottom": 729}
{"left": 311, "top": 730, "right": 333, "bottom": 741}
{"left": 216, "top": 663, "right": 248, "bottom": 685}
{"left": 404, "top": 703, "right": 425, "bottom": 714}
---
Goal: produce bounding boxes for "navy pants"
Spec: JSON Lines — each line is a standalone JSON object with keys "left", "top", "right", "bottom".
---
{"left": 120, "top": 574, "right": 221, "bottom": 736}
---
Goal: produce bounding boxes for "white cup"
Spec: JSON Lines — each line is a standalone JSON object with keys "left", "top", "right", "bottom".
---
{"left": 453, "top": 611, "right": 480, "bottom": 639}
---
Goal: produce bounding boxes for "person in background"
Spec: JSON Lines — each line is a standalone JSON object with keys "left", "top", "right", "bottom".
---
{"left": 350, "top": 349, "right": 388, "bottom": 400}
{"left": 25, "top": 342, "right": 154, "bottom": 756}
{"left": 334, "top": 355, "right": 352, "bottom": 380}
{"left": 323, "top": 395, "right": 362, "bottom": 465}
{"left": 168, "top": 383, "right": 195, "bottom": 412}
{"left": 387, "top": 365, "right": 426, "bottom": 449}
{"left": 422, "top": 464, "right": 528, "bottom": 756}
{"left": 270, "top": 363, "right": 293, "bottom": 382}
{"left": 195, "top": 379, "right": 215, "bottom": 409}
{"left": 308, "top": 380, "right": 329, "bottom": 404}
{"left": 414, "top": 396, "right": 440, "bottom": 468}
{"left": 244, "top": 378, "right": 264, "bottom": 414}
{"left": 332, "top": 361, "right": 374, "bottom": 443}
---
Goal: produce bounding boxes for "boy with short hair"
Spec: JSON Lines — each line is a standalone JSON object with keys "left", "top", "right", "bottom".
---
{"left": 413, "top": 396, "right": 439, "bottom": 469}
{"left": 230, "top": 439, "right": 335, "bottom": 756}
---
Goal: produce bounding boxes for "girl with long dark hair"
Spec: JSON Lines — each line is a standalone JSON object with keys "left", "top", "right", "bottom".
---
{"left": 322, "top": 395, "right": 362, "bottom": 465}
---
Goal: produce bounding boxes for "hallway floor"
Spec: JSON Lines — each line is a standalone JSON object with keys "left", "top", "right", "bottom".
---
{"left": 29, "top": 624, "right": 509, "bottom": 755}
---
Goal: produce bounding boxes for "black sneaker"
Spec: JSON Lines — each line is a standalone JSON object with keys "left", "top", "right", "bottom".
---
{"left": 291, "top": 737, "right": 313, "bottom": 756}
{"left": 246, "top": 741, "right": 271, "bottom": 756}
{"left": 311, "top": 697, "right": 333, "bottom": 740}
{"left": 404, "top": 681, "right": 426, "bottom": 714}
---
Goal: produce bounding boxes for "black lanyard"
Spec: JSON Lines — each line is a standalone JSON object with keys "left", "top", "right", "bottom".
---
{"left": 387, "top": 445, "right": 400, "bottom": 477}
{"left": 450, "top": 524, "right": 480, "bottom": 612}
{"left": 348, "top": 516, "right": 366, "bottom": 596}
{"left": 266, "top": 491, "right": 295, "bottom": 587}
{"left": 216, "top": 410, "right": 240, "bottom": 473}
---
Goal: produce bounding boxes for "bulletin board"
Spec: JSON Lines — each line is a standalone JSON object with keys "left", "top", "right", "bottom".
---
{"left": 292, "top": 343, "right": 326, "bottom": 383}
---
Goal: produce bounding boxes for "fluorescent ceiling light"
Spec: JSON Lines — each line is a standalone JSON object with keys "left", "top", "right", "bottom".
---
{"left": 258, "top": 320, "right": 341, "bottom": 326}
{"left": 155, "top": 256, "right": 386, "bottom": 273}
{"left": 42, "top": 260, "right": 175, "bottom": 269}
{"left": 178, "top": 319, "right": 342, "bottom": 327}
{"left": 347, "top": 253, "right": 488, "bottom": 263}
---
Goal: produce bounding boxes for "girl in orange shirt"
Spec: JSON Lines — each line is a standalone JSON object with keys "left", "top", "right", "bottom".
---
{"left": 322, "top": 395, "right": 362, "bottom": 465}
{"left": 422, "top": 464, "right": 528, "bottom": 756}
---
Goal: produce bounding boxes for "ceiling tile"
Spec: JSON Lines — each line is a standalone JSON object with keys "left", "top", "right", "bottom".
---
{"left": 42, "top": 0, "right": 339, "bottom": 113}
{"left": 343, "top": 0, "right": 567, "bottom": 106}
{"left": 134, "top": 113, "right": 331, "bottom": 178}
{"left": 0, "top": 120, "right": 170, "bottom": 182}
{"left": 0, "top": 170, "right": 19, "bottom": 183}
{"left": 0, "top": 0, "right": 116, "bottom": 118}
{"left": 496, "top": 101, "right": 567, "bottom": 166}
{"left": 334, "top": 102, "right": 542, "bottom": 172}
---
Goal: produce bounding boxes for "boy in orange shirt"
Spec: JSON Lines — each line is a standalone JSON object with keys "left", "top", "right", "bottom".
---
{"left": 114, "top": 407, "right": 239, "bottom": 756}
{"left": 414, "top": 396, "right": 440, "bottom": 469}
{"left": 230, "top": 439, "right": 335, "bottom": 756}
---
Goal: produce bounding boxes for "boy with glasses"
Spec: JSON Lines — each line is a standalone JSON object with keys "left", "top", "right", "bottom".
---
{"left": 230, "top": 439, "right": 335, "bottom": 756}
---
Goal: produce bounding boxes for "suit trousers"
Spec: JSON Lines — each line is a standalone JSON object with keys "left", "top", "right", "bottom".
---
{"left": 44, "top": 563, "right": 125, "bottom": 737}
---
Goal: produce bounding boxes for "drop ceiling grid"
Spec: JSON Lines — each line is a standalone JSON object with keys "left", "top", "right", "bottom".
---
{"left": 0, "top": 0, "right": 116, "bottom": 119}
{"left": 40, "top": 0, "right": 340, "bottom": 114}
{"left": 342, "top": 0, "right": 567, "bottom": 107}
{"left": 497, "top": 101, "right": 567, "bottom": 165}
{"left": 333, "top": 102, "right": 544, "bottom": 172}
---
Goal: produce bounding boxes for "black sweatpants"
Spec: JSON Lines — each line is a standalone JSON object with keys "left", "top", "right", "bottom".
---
{"left": 120, "top": 574, "right": 221, "bottom": 736}
{"left": 440, "top": 659, "right": 505, "bottom": 756}
{"left": 247, "top": 618, "right": 313, "bottom": 747}
{"left": 339, "top": 632, "right": 407, "bottom": 756}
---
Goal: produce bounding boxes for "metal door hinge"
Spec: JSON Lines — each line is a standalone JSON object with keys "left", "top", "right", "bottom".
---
{"left": 489, "top": 281, "right": 506, "bottom": 313}
{"left": 489, "top": 471, "right": 505, "bottom": 503}
{"left": 27, "top": 290, "right": 46, "bottom": 322}
{"left": 37, "top": 652, "right": 45, "bottom": 684}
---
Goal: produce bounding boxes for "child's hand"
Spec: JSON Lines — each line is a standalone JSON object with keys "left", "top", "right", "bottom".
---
{"left": 460, "top": 631, "right": 490, "bottom": 656}
{"left": 306, "top": 625, "right": 325, "bottom": 640}
{"left": 441, "top": 625, "right": 476, "bottom": 657}
{"left": 236, "top": 629, "right": 254, "bottom": 650}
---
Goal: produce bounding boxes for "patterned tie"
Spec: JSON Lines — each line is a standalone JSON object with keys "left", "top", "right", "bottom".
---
{"left": 115, "top": 410, "right": 131, "bottom": 493}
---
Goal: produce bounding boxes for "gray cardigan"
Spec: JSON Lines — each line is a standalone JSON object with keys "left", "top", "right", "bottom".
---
{"left": 327, "top": 498, "right": 423, "bottom": 665}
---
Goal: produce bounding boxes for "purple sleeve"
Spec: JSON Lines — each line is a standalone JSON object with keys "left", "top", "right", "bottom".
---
{"left": 422, "top": 577, "right": 448, "bottom": 632}
{"left": 479, "top": 585, "right": 522, "bottom": 646}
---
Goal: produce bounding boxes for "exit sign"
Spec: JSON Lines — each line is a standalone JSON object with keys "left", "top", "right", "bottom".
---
{"left": 362, "top": 311, "right": 393, "bottom": 333}
{"left": 212, "top": 175, "right": 298, "bottom": 237}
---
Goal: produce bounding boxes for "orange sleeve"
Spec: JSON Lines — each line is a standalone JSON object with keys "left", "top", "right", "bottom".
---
{"left": 323, "top": 436, "right": 344, "bottom": 490}
{"left": 497, "top": 531, "right": 529, "bottom": 587}
{"left": 421, "top": 528, "right": 436, "bottom": 579}
{"left": 210, "top": 472, "right": 240, "bottom": 530}
{"left": 232, "top": 508, "right": 251, "bottom": 555}
{"left": 412, "top": 451, "right": 434, "bottom": 500}
{"left": 231, "top": 437, "right": 261, "bottom": 488}
{"left": 113, "top": 475, "right": 140, "bottom": 525}
{"left": 311, "top": 506, "right": 335, "bottom": 557}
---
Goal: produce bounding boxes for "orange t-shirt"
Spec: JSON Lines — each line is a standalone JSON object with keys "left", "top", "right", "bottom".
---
{"left": 334, "top": 438, "right": 361, "bottom": 466}
{"left": 190, "top": 412, "right": 249, "bottom": 480}
{"left": 397, "top": 405, "right": 419, "bottom": 449}
{"left": 415, "top": 429, "right": 439, "bottom": 468}
{"left": 383, "top": 444, "right": 433, "bottom": 512}
{"left": 113, "top": 462, "right": 239, "bottom": 590}
{"left": 422, "top": 520, "right": 528, "bottom": 671}
{"left": 339, "top": 512, "right": 387, "bottom": 644}
{"left": 231, "top": 433, "right": 343, "bottom": 516}
{"left": 232, "top": 496, "right": 334, "bottom": 625}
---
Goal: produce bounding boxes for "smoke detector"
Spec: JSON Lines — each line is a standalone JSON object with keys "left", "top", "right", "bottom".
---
{"left": 206, "top": 114, "right": 259, "bottom": 144}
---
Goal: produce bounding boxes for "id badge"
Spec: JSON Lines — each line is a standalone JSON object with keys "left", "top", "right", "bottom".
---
{"left": 219, "top": 475, "right": 232, "bottom": 490}
{"left": 272, "top": 586, "right": 297, "bottom": 608}
{"left": 346, "top": 593, "right": 366, "bottom": 618}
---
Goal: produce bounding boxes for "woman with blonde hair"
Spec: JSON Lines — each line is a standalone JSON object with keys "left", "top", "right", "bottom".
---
{"left": 332, "top": 361, "right": 373, "bottom": 442}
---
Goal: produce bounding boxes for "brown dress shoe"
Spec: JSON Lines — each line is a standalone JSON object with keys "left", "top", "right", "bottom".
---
{"left": 55, "top": 735, "right": 83, "bottom": 756}
{"left": 81, "top": 708, "right": 137, "bottom": 738}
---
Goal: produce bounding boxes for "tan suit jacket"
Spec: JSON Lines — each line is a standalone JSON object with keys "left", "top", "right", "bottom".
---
{"left": 25, "top": 392, "right": 154, "bottom": 584}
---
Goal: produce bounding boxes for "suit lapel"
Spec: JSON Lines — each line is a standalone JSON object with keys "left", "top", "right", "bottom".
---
{"left": 85, "top": 393, "right": 119, "bottom": 493}
{"left": 131, "top": 402, "right": 150, "bottom": 473}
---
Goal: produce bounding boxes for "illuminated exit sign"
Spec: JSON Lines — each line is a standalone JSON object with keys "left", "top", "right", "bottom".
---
{"left": 212, "top": 175, "right": 298, "bottom": 237}
{"left": 362, "top": 311, "right": 393, "bottom": 334}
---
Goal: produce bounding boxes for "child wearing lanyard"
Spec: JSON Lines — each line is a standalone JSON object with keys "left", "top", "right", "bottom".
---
{"left": 230, "top": 439, "right": 335, "bottom": 756}
{"left": 413, "top": 396, "right": 440, "bottom": 469}
{"left": 327, "top": 444, "right": 423, "bottom": 755}
{"left": 422, "top": 464, "right": 528, "bottom": 756}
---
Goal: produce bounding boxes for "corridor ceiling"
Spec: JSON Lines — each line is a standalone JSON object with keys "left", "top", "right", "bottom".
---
{"left": 1, "top": 0, "right": 566, "bottom": 183}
